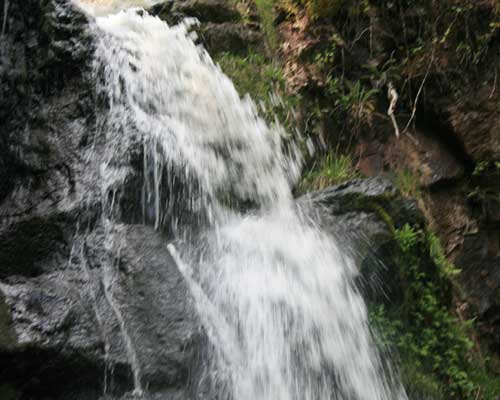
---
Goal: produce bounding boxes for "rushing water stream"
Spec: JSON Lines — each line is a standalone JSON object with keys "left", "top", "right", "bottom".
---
{"left": 75, "top": 1, "right": 408, "bottom": 399}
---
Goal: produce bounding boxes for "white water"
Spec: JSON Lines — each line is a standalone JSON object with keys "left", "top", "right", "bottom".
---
{"left": 77, "top": 3, "right": 407, "bottom": 399}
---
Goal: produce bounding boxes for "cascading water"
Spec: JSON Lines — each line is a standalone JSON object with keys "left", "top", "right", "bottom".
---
{"left": 76, "top": 1, "right": 408, "bottom": 398}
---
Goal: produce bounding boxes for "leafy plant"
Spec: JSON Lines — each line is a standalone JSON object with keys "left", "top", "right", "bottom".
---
{"left": 428, "top": 232, "right": 461, "bottom": 278}
{"left": 299, "top": 153, "right": 360, "bottom": 191}
{"left": 254, "top": 0, "right": 279, "bottom": 50}
{"left": 371, "top": 224, "right": 478, "bottom": 398}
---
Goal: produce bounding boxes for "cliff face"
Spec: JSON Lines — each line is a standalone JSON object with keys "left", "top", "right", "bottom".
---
{"left": 274, "top": 0, "right": 500, "bottom": 355}
{"left": 0, "top": 3, "right": 421, "bottom": 399}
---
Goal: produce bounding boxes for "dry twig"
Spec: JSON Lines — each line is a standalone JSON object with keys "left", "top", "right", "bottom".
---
{"left": 387, "top": 81, "right": 400, "bottom": 138}
{"left": 402, "top": 50, "right": 435, "bottom": 135}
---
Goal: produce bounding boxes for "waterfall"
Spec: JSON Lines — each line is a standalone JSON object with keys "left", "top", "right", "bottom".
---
{"left": 76, "top": 2, "right": 407, "bottom": 399}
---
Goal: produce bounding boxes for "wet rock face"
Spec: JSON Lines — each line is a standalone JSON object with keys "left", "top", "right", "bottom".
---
{"left": 0, "top": 0, "right": 92, "bottom": 196}
{"left": 96, "top": 225, "right": 202, "bottom": 392}
{"left": 0, "top": 1, "right": 203, "bottom": 399}
{"left": 0, "top": 224, "right": 201, "bottom": 399}
{"left": 299, "top": 178, "right": 424, "bottom": 303}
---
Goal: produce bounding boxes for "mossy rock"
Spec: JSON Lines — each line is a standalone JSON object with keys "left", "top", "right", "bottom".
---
{"left": 199, "top": 22, "right": 262, "bottom": 54}
{"left": 299, "top": 177, "right": 426, "bottom": 303}
{"left": 302, "top": 177, "right": 425, "bottom": 232}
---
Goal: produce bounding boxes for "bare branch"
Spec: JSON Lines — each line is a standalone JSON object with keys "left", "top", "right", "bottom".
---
{"left": 387, "top": 81, "right": 400, "bottom": 138}
{"left": 402, "top": 51, "right": 435, "bottom": 135}
{"left": 489, "top": 67, "right": 497, "bottom": 99}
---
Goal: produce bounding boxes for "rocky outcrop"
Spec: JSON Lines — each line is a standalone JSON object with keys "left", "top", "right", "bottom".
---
{"left": 150, "top": 0, "right": 262, "bottom": 54}
{"left": 0, "top": 223, "right": 201, "bottom": 399}
{"left": 300, "top": 178, "right": 425, "bottom": 303}
{"left": 172, "top": 0, "right": 242, "bottom": 23}
{"left": 447, "top": 87, "right": 500, "bottom": 162}
{"left": 0, "top": 1, "right": 203, "bottom": 399}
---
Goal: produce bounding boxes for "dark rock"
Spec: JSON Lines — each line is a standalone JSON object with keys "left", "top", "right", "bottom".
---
{"left": 0, "top": 270, "right": 132, "bottom": 399}
{"left": 0, "top": 1, "right": 204, "bottom": 398}
{"left": 198, "top": 22, "right": 262, "bottom": 54}
{"left": 93, "top": 225, "right": 202, "bottom": 392}
{"left": 454, "top": 231, "right": 500, "bottom": 352}
{"left": 0, "top": 212, "right": 76, "bottom": 278}
{"left": 172, "top": 0, "right": 241, "bottom": 23}
{"left": 299, "top": 178, "right": 423, "bottom": 302}
{"left": 149, "top": 0, "right": 240, "bottom": 25}
{"left": 301, "top": 177, "right": 424, "bottom": 229}
{"left": 150, "top": 0, "right": 262, "bottom": 55}
{"left": 373, "top": 128, "right": 466, "bottom": 188}
{"left": 0, "top": 223, "right": 202, "bottom": 399}
{"left": 447, "top": 88, "right": 500, "bottom": 161}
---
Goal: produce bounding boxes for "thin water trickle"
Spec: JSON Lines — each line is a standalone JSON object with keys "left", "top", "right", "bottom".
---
{"left": 75, "top": 2, "right": 408, "bottom": 399}
{"left": 1, "top": 0, "right": 8, "bottom": 38}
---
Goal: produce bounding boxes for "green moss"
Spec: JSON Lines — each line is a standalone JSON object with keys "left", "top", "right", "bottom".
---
{"left": 320, "top": 185, "right": 399, "bottom": 233}
{"left": 428, "top": 231, "right": 461, "bottom": 279}
{"left": 0, "top": 385, "right": 19, "bottom": 400}
{"left": 400, "top": 358, "right": 445, "bottom": 400}
{"left": 215, "top": 52, "right": 282, "bottom": 100}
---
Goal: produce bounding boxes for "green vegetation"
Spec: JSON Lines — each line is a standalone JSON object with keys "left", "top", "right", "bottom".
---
{"left": 427, "top": 231, "right": 461, "bottom": 279}
{"left": 254, "top": 0, "right": 279, "bottom": 49}
{"left": 370, "top": 224, "right": 499, "bottom": 399}
{"left": 393, "top": 170, "right": 421, "bottom": 199}
{"left": 214, "top": 51, "right": 300, "bottom": 132}
{"left": 299, "top": 153, "right": 360, "bottom": 191}
{"left": 216, "top": 52, "right": 284, "bottom": 100}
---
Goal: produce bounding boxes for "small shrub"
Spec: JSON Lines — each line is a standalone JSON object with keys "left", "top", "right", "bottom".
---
{"left": 254, "top": 0, "right": 279, "bottom": 49}
{"left": 370, "top": 224, "right": 477, "bottom": 398}
{"left": 299, "top": 153, "right": 359, "bottom": 191}
{"left": 393, "top": 170, "right": 420, "bottom": 198}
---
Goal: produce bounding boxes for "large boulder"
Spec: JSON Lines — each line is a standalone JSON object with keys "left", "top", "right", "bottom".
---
{"left": 150, "top": 0, "right": 262, "bottom": 55}
{"left": 0, "top": 224, "right": 201, "bottom": 399}
{"left": 198, "top": 22, "right": 262, "bottom": 54}
{"left": 172, "top": 0, "right": 242, "bottom": 23}
{"left": 299, "top": 178, "right": 424, "bottom": 302}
